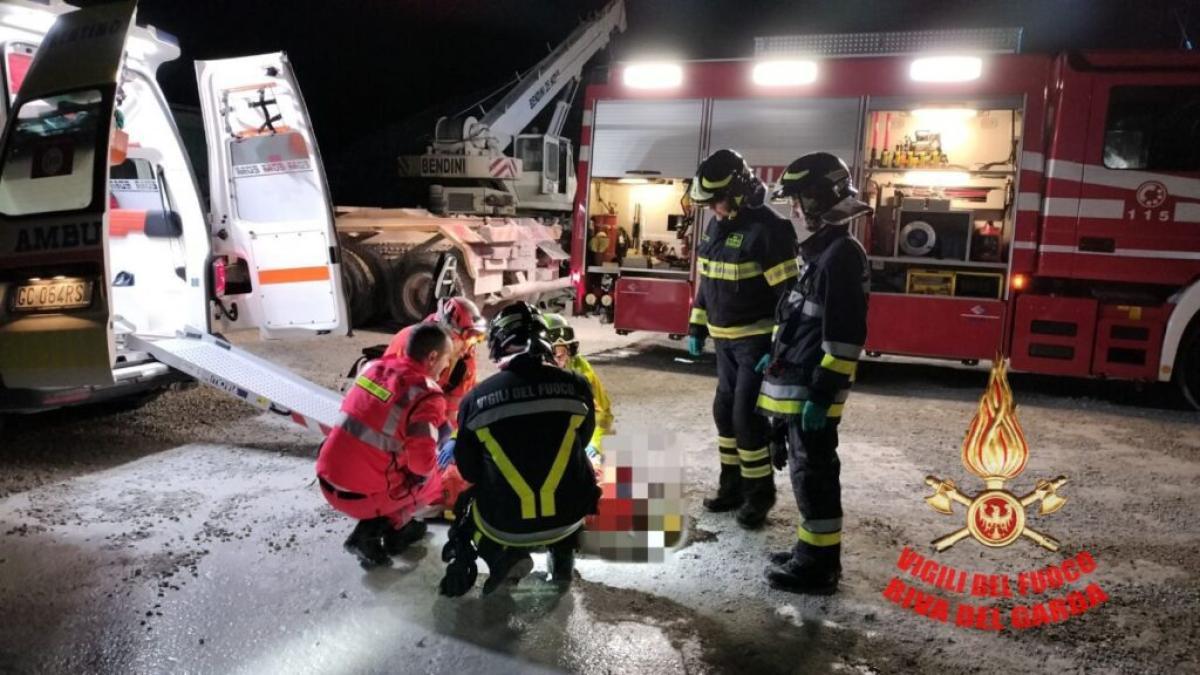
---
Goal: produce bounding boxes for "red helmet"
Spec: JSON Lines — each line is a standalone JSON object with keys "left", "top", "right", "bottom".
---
{"left": 436, "top": 297, "right": 487, "bottom": 340}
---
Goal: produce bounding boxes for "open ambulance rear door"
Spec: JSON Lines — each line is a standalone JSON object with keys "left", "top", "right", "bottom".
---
{"left": 195, "top": 53, "right": 348, "bottom": 339}
{"left": 0, "top": 2, "right": 134, "bottom": 388}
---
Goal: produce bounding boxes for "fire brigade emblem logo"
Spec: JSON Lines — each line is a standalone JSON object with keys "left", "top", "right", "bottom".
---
{"left": 924, "top": 357, "right": 1067, "bottom": 551}
{"left": 1136, "top": 181, "right": 1168, "bottom": 209}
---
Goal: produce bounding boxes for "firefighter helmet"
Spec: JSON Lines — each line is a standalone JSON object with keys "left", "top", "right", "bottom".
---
{"left": 487, "top": 302, "right": 552, "bottom": 362}
{"left": 543, "top": 313, "right": 579, "bottom": 356}
{"left": 772, "top": 152, "right": 857, "bottom": 221}
{"left": 688, "top": 148, "right": 756, "bottom": 206}
{"left": 436, "top": 297, "right": 487, "bottom": 340}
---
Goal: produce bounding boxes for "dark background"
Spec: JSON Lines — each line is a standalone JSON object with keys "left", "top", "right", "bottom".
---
{"left": 116, "top": 0, "right": 1199, "bottom": 205}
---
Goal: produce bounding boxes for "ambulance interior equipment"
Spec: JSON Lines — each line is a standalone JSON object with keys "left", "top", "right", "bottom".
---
{"left": 0, "top": 1, "right": 344, "bottom": 432}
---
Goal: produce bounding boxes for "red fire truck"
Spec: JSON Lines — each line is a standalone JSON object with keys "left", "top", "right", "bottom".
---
{"left": 568, "top": 30, "right": 1200, "bottom": 407}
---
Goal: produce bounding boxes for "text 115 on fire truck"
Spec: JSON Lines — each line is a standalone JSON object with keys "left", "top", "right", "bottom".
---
{"left": 569, "top": 29, "right": 1200, "bottom": 407}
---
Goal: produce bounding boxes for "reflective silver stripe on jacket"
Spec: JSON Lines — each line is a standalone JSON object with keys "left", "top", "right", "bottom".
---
{"left": 822, "top": 340, "right": 863, "bottom": 359}
{"left": 760, "top": 381, "right": 850, "bottom": 403}
{"left": 337, "top": 413, "right": 403, "bottom": 453}
{"left": 406, "top": 421, "right": 437, "bottom": 441}
{"left": 476, "top": 512, "right": 584, "bottom": 545}
{"left": 466, "top": 398, "right": 590, "bottom": 431}
{"left": 801, "top": 300, "right": 824, "bottom": 318}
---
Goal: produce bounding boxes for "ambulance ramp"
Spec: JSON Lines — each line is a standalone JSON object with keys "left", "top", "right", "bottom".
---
{"left": 126, "top": 329, "right": 342, "bottom": 435}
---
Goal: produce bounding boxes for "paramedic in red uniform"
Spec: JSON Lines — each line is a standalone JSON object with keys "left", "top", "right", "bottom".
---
{"left": 317, "top": 323, "right": 453, "bottom": 568}
{"left": 384, "top": 297, "right": 488, "bottom": 517}
{"left": 384, "top": 297, "right": 487, "bottom": 428}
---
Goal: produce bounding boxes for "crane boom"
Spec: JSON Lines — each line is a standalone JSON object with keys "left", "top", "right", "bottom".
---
{"left": 480, "top": 0, "right": 626, "bottom": 151}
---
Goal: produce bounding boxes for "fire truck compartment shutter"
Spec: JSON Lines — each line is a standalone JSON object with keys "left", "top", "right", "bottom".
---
{"left": 708, "top": 97, "right": 861, "bottom": 172}
{"left": 590, "top": 99, "right": 703, "bottom": 178}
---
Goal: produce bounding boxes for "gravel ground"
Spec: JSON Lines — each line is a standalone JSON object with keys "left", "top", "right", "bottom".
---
{"left": 0, "top": 317, "right": 1197, "bottom": 674}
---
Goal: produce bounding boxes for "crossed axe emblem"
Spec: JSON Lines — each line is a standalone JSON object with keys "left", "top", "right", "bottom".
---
{"left": 924, "top": 475, "right": 1068, "bottom": 552}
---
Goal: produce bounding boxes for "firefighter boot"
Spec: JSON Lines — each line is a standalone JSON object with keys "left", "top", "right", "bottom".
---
{"left": 703, "top": 465, "right": 743, "bottom": 513}
{"left": 765, "top": 545, "right": 841, "bottom": 595}
{"left": 735, "top": 477, "right": 776, "bottom": 529}
{"left": 546, "top": 540, "right": 576, "bottom": 588}
{"left": 343, "top": 517, "right": 392, "bottom": 569}
{"left": 382, "top": 519, "right": 428, "bottom": 555}
{"left": 481, "top": 550, "right": 535, "bottom": 595}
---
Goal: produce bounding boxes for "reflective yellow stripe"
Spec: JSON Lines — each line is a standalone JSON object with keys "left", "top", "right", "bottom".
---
{"left": 476, "top": 426, "right": 537, "bottom": 519}
{"left": 690, "top": 307, "right": 708, "bottom": 324}
{"left": 782, "top": 169, "right": 809, "bottom": 181}
{"left": 757, "top": 394, "right": 803, "bottom": 415}
{"left": 354, "top": 374, "right": 393, "bottom": 402}
{"left": 698, "top": 258, "right": 763, "bottom": 281}
{"left": 742, "top": 464, "right": 774, "bottom": 479}
{"left": 797, "top": 524, "right": 842, "bottom": 547}
{"left": 472, "top": 508, "right": 578, "bottom": 547}
{"left": 828, "top": 403, "right": 845, "bottom": 417}
{"left": 707, "top": 319, "right": 775, "bottom": 339}
{"left": 738, "top": 447, "right": 770, "bottom": 463}
{"left": 820, "top": 353, "right": 858, "bottom": 376}
{"left": 701, "top": 174, "right": 732, "bottom": 190}
{"left": 719, "top": 453, "right": 741, "bottom": 465}
{"left": 764, "top": 259, "right": 800, "bottom": 286}
{"left": 539, "top": 414, "right": 585, "bottom": 518}
{"left": 718, "top": 436, "right": 737, "bottom": 449}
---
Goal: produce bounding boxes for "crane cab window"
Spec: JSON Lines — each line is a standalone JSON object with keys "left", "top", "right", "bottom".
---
{"left": 515, "top": 136, "right": 543, "bottom": 172}
{"left": 1103, "top": 86, "right": 1200, "bottom": 171}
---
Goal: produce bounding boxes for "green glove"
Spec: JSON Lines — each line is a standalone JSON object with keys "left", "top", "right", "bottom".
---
{"left": 754, "top": 354, "right": 771, "bottom": 373}
{"left": 801, "top": 400, "right": 829, "bottom": 432}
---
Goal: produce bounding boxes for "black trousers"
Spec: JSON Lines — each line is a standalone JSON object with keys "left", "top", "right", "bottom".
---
{"left": 713, "top": 335, "right": 772, "bottom": 479}
{"left": 786, "top": 422, "right": 843, "bottom": 554}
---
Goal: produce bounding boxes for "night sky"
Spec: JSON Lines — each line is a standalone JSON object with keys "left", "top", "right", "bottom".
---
{"left": 117, "top": 0, "right": 1197, "bottom": 205}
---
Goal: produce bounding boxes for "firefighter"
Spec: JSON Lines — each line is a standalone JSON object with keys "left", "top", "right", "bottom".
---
{"left": 687, "top": 148, "right": 800, "bottom": 529}
{"left": 439, "top": 302, "right": 600, "bottom": 596}
{"left": 316, "top": 323, "right": 453, "bottom": 568}
{"left": 544, "top": 312, "right": 613, "bottom": 461}
{"left": 757, "top": 152, "right": 871, "bottom": 595}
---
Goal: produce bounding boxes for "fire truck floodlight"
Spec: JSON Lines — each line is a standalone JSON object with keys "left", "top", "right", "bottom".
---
{"left": 909, "top": 56, "right": 982, "bottom": 82}
{"left": 752, "top": 60, "right": 818, "bottom": 86}
{"left": 623, "top": 62, "right": 683, "bottom": 89}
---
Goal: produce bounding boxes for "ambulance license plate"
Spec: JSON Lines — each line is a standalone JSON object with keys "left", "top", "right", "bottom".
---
{"left": 12, "top": 280, "right": 93, "bottom": 312}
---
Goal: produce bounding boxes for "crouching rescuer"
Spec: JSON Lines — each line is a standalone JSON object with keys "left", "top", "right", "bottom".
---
{"left": 440, "top": 302, "right": 601, "bottom": 596}
{"left": 687, "top": 149, "right": 799, "bottom": 529}
{"left": 316, "top": 324, "right": 453, "bottom": 568}
{"left": 758, "top": 152, "right": 870, "bottom": 595}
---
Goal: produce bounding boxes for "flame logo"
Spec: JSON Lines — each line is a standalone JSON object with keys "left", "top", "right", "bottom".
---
{"left": 925, "top": 357, "right": 1067, "bottom": 552}
{"left": 961, "top": 357, "right": 1029, "bottom": 486}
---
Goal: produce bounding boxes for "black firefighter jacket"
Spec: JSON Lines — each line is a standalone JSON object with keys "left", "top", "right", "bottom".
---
{"left": 455, "top": 353, "right": 600, "bottom": 546}
{"left": 688, "top": 204, "right": 799, "bottom": 340}
{"left": 757, "top": 223, "right": 870, "bottom": 420}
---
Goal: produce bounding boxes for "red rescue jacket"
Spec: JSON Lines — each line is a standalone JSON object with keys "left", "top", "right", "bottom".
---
{"left": 385, "top": 317, "right": 477, "bottom": 429}
{"left": 316, "top": 355, "right": 446, "bottom": 496}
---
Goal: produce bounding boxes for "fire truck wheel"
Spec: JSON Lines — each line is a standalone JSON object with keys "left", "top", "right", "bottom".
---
{"left": 1175, "top": 325, "right": 1200, "bottom": 410}
{"left": 389, "top": 252, "right": 440, "bottom": 325}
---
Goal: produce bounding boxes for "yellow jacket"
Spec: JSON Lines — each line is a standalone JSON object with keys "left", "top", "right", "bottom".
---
{"left": 569, "top": 354, "right": 613, "bottom": 450}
